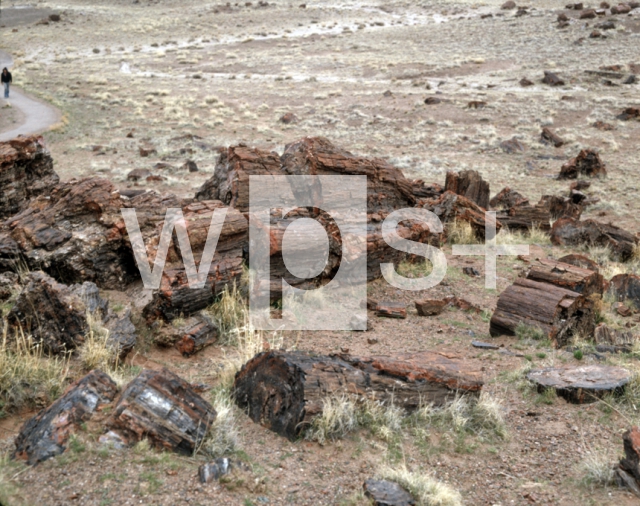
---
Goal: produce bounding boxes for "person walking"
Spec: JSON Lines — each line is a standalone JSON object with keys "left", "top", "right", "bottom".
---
{"left": 1, "top": 68, "right": 12, "bottom": 99}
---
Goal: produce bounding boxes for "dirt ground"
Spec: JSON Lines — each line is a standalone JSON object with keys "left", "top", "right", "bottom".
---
{"left": 1, "top": 0, "right": 640, "bottom": 505}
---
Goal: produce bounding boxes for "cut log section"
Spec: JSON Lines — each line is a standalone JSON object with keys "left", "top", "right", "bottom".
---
{"left": 233, "top": 350, "right": 483, "bottom": 440}
{"left": 550, "top": 217, "right": 638, "bottom": 262}
{"left": 490, "top": 278, "right": 596, "bottom": 348}
{"left": 13, "top": 370, "right": 118, "bottom": 465}
{"left": 525, "top": 258, "right": 604, "bottom": 296}
{"left": 107, "top": 368, "right": 217, "bottom": 454}
{"left": 527, "top": 365, "right": 631, "bottom": 403}
{"left": 444, "top": 170, "right": 490, "bottom": 209}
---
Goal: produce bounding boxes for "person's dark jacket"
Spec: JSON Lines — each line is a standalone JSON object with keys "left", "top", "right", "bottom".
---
{"left": 1, "top": 72, "right": 12, "bottom": 84}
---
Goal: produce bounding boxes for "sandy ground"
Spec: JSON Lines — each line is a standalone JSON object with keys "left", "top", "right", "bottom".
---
{"left": 0, "top": 0, "right": 640, "bottom": 505}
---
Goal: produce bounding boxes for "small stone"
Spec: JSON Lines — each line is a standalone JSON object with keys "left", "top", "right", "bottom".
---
{"left": 501, "top": 0, "right": 517, "bottom": 9}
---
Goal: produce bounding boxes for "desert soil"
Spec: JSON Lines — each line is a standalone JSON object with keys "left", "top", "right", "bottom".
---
{"left": 1, "top": 0, "right": 640, "bottom": 505}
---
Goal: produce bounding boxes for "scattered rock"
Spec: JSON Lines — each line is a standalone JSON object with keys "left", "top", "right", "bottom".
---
{"left": 145, "top": 175, "right": 165, "bottom": 182}
{"left": 558, "top": 149, "right": 607, "bottom": 179}
{"left": 590, "top": 30, "right": 603, "bottom": 38}
{"left": 527, "top": 364, "right": 631, "bottom": 403}
{"left": 608, "top": 274, "right": 640, "bottom": 308}
{"left": 519, "top": 77, "right": 534, "bottom": 86}
{"left": 383, "top": 90, "right": 393, "bottom": 97}
{"left": 624, "top": 75, "right": 637, "bottom": 84}
{"left": 363, "top": 479, "right": 415, "bottom": 506}
{"left": 596, "top": 19, "right": 616, "bottom": 29}
{"left": 138, "top": 145, "right": 157, "bottom": 157}
{"left": 617, "top": 107, "right": 640, "bottom": 120}
{"left": 182, "top": 160, "right": 199, "bottom": 172}
{"left": 592, "top": 120, "right": 615, "bottom": 130}
{"left": 424, "top": 97, "right": 442, "bottom": 105}
{"left": 376, "top": 302, "right": 407, "bottom": 319}
{"left": 471, "top": 340, "right": 500, "bottom": 350}
{"left": 107, "top": 368, "right": 217, "bottom": 454}
{"left": 467, "top": 100, "right": 487, "bottom": 109}
{"left": 49, "top": 13, "right": 61, "bottom": 22}
{"left": 558, "top": 12, "right": 569, "bottom": 21}
{"left": 614, "top": 302, "right": 633, "bottom": 317}
{"left": 127, "top": 168, "right": 152, "bottom": 181}
{"left": 580, "top": 8, "right": 598, "bottom": 18}
{"left": 463, "top": 266, "right": 481, "bottom": 277}
{"left": 501, "top": 0, "right": 517, "bottom": 9}
{"left": 199, "top": 458, "right": 250, "bottom": 483}
{"left": 500, "top": 137, "right": 526, "bottom": 153}
{"left": 279, "top": 112, "right": 298, "bottom": 124}
{"left": 415, "top": 298, "right": 448, "bottom": 316}
{"left": 542, "top": 71, "right": 565, "bottom": 86}
{"left": 174, "top": 313, "right": 218, "bottom": 357}
{"left": 13, "top": 370, "right": 118, "bottom": 465}
{"left": 541, "top": 127, "right": 565, "bottom": 147}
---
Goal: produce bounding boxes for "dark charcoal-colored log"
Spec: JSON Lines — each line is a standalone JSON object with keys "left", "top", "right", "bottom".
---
{"left": 495, "top": 203, "right": 551, "bottom": 232}
{"left": 595, "top": 323, "right": 635, "bottom": 351}
{"left": 0, "top": 136, "right": 60, "bottom": 220}
{"left": 539, "top": 195, "right": 583, "bottom": 220}
{"left": 142, "top": 201, "right": 248, "bottom": 322}
{"left": 107, "top": 368, "right": 217, "bottom": 454}
{"left": 175, "top": 314, "right": 218, "bottom": 357}
{"left": 489, "top": 187, "right": 529, "bottom": 210}
{"left": 550, "top": 218, "right": 637, "bottom": 262}
{"left": 195, "top": 145, "right": 282, "bottom": 212}
{"left": 7, "top": 271, "right": 89, "bottom": 354}
{"left": 616, "top": 467, "right": 640, "bottom": 499}
{"left": 363, "top": 479, "right": 415, "bottom": 506}
{"left": 608, "top": 274, "right": 640, "bottom": 308}
{"left": 233, "top": 350, "right": 483, "bottom": 440}
{"left": 471, "top": 340, "right": 500, "bottom": 350}
{"left": 558, "top": 149, "right": 607, "bottom": 179}
{"left": 419, "top": 191, "right": 501, "bottom": 239}
{"left": 525, "top": 258, "right": 604, "bottom": 296}
{"left": 490, "top": 278, "right": 595, "bottom": 348}
{"left": 558, "top": 254, "right": 599, "bottom": 272}
{"left": 415, "top": 298, "right": 447, "bottom": 316}
{"left": 541, "top": 127, "right": 565, "bottom": 147}
{"left": 376, "top": 302, "right": 407, "bottom": 319}
{"left": 620, "top": 427, "right": 640, "bottom": 490}
{"left": 13, "top": 370, "right": 118, "bottom": 465}
{"left": 0, "top": 177, "right": 183, "bottom": 289}
{"left": 527, "top": 365, "right": 630, "bottom": 403}
{"left": 444, "top": 170, "right": 490, "bottom": 209}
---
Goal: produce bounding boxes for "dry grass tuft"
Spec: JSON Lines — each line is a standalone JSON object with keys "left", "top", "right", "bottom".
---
{"left": 446, "top": 220, "right": 478, "bottom": 245}
{"left": 202, "top": 387, "right": 240, "bottom": 458}
{"left": 79, "top": 312, "right": 114, "bottom": 372}
{"left": 496, "top": 226, "right": 550, "bottom": 245}
{"left": 0, "top": 454, "right": 24, "bottom": 506}
{"left": 206, "top": 283, "right": 248, "bottom": 344}
{"left": 306, "top": 395, "right": 360, "bottom": 445}
{"left": 0, "top": 324, "right": 70, "bottom": 417}
{"left": 578, "top": 446, "right": 615, "bottom": 488}
{"left": 379, "top": 464, "right": 463, "bottom": 506}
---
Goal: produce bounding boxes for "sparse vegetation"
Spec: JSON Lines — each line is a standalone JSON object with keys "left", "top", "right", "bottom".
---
{"left": 379, "top": 464, "right": 463, "bottom": 506}
{"left": 446, "top": 220, "right": 478, "bottom": 246}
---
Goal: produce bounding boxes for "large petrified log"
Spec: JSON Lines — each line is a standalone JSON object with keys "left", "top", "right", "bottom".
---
{"left": 0, "top": 136, "right": 59, "bottom": 220}
{"left": 490, "top": 278, "right": 595, "bottom": 347}
{"left": 106, "top": 368, "right": 217, "bottom": 454}
{"left": 13, "top": 370, "right": 118, "bottom": 465}
{"left": 142, "top": 200, "right": 248, "bottom": 322}
{"left": 418, "top": 191, "right": 501, "bottom": 239}
{"left": 595, "top": 323, "right": 636, "bottom": 352}
{"left": 550, "top": 217, "right": 638, "bottom": 261}
{"left": 195, "top": 145, "right": 282, "bottom": 212}
{"left": 489, "top": 187, "right": 529, "bottom": 210}
{"left": 618, "top": 427, "right": 640, "bottom": 498}
{"left": 233, "top": 350, "right": 483, "bottom": 440}
{"left": 495, "top": 203, "right": 551, "bottom": 232}
{"left": 525, "top": 258, "right": 604, "bottom": 296}
{"left": 608, "top": 274, "right": 640, "bottom": 308}
{"left": 0, "top": 178, "right": 183, "bottom": 289}
{"left": 527, "top": 365, "right": 630, "bottom": 403}
{"left": 444, "top": 170, "right": 490, "bottom": 209}
{"left": 558, "top": 149, "right": 607, "bottom": 179}
{"left": 7, "top": 271, "right": 89, "bottom": 354}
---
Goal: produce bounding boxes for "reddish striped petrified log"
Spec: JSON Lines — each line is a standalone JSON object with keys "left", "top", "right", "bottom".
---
{"left": 525, "top": 258, "right": 604, "bottom": 296}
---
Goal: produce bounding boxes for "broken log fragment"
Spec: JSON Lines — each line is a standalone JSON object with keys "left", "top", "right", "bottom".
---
{"left": 363, "top": 479, "right": 415, "bottom": 506}
{"left": 542, "top": 71, "right": 565, "bottom": 86}
{"left": 525, "top": 258, "right": 604, "bottom": 296}
{"left": 444, "top": 170, "right": 490, "bottom": 209}
{"left": 538, "top": 195, "right": 583, "bottom": 220}
{"left": 175, "top": 314, "right": 218, "bottom": 357}
{"left": 415, "top": 299, "right": 448, "bottom": 316}
{"left": 489, "top": 187, "right": 529, "bottom": 210}
{"left": 558, "top": 254, "right": 599, "bottom": 272}
{"left": 541, "top": 127, "right": 565, "bottom": 147}
{"left": 550, "top": 217, "right": 637, "bottom": 262}
{"left": 13, "top": 370, "right": 118, "bottom": 465}
{"left": 620, "top": 427, "right": 640, "bottom": 492}
{"left": 495, "top": 203, "right": 551, "bottom": 232}
{"left": 595, "top": 323, "right": 635, "bottom": 352}
{"left": 107, "top": 368, "right": 217, "bottom": 454}
{"left": 558, "top": 149, "right": 607, "bottom": 179}
{"left": 608, "top": 274, "right": 640, "bottom": 308}
{"left": 376, "top": 302, "right": 407, "bottom": 319}
{"left": 527, "top": 364, "right": 630, "bottom": 403}
{"left": 490, "top": 277, "right": 595, "bottom": 348}
{"left": 233, "top": 350, "right": 483, "bottom": 440}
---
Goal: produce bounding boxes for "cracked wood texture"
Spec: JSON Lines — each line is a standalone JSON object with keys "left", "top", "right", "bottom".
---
{"left": 107, "top": 368, "right": 217, "bottom": 454}
{"left": 233, "top": 350, "right": 483, "bottom": 440}
{"left": 525, "top": 258, "right": 604, "bottom": 296}
{"left": 444, "top": 170, "right": 490, "bottom": 209}
{"left": 13, "top": 370, "right": 118, "bottom": 465}
{"left": 490, "top": 277, "right": 595, "bottom": 347}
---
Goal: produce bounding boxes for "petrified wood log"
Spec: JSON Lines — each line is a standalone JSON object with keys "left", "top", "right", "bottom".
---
{"left": 557, "top": 254, "right": 599, "bottom": 272}
{"left": 620, "top": 427, "right": 640, "bottom": 490}
{"left": 550, "top": 218, "right": 637, "bottom": 261}
{"left": 444, "top": 170, "right": 490, "bottom": 209}
{"left": 7, "top": 271, "right": 89, "bottom": 354}
{"left": 233, "top": 350, "right": 483, "bottom": 440}
{"left": 107, "top": 368, "right": 217, "bottom": 454}
{"left": 495, "top": 203, "right": 551, "bottom": 232}
{"left": 142, "top": 201, "right": 248, "bottom": 322}
{"left": 540, "top": 127, "right": 565, "bottom": 147}
{"left": 595, "top": 323, "right": 635, "bottom": 352}
{"left": 608, "top": 274, "right": 640, "bottom": 308}
{"left": 415, "top": 298, "right": 448, "bottom": 316}
{"left": 105, "top": 309, "right": 137, "bottom": 361}
{"left": 175, "top": 314, "right": 218, "bottom": 357}
{"left": 525, "top": 258, "right": 604, "bottom": 296}
{"left": 363, "top": 479, "right": 415, "bottom": 506}
{"left": 539, "top": 195, "right": 583, "bottom": 220}
{"left": 527, "top": 365, "right": 630, "bottom": 403}
{"left": 558, "top": 149, "right": 607, "bottom": 179}
{"left": 13, "top": 370, "right": 118, "bottom": 465}
{"left": 489, "top": 187, "right": 529, "bottom": 210}
{"left": 0, "top": 135, "right": 59, "bottom": 220}
{"left": 419, "top": 191, "right": 501, "bottom": 239}
{"left": 411, "top": 180, "right": 443, "bottom": 200}
{"left": 490, "top": 278, "right": 595, "bottom": 347}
